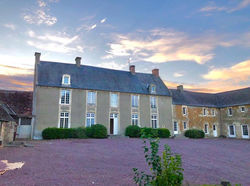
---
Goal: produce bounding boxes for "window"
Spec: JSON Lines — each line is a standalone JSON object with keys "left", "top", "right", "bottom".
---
{"left": 87, "top": 91, "right": 96, "bottom": 105}
{"left": 240, "top": 106, "right": 245, "bottom": 112}
{"left": 182, "top": 106, "right": 187, "bottom": 115}
{"left": 60, "top": 90, "right": 70, "bottom": 104}
{"left": 183, "top": 121, "right": 187, "bottom": 130}
{"left": 203, "top": 108, "right": 207, "bottom": 116}
{"left": 59, "top": 112, "right": 69, "bottom": 128}
{"left": 151, "top": 85, "right": 156, "bottom": 94}
{"left": 132, "top": 114, "right": 139, "bottom": 126}
{"left": 110, "top": 93, "right": 118, "bottom": 107}
{"left": 228, "top": 107, "right": 232, "bottom": 116}
{"left": 62, "top": 74, "right": 70, "bottom": 85}
{"left": 150, "top": 96, "right": 157, "bottom": 108}
{"left": 204, "top": 124, "right": 209, "bottom": 134}
{"left": 151, "top": 115, "right": 157, "bottom": 128}
{"left": 241, "top": 125, "right": 249, "bottom": 138}
{"left": 132, "top": 95, "right": 139, "bottom": 107}
{"left": 173, "top": 121, "right": 178, "bottom": 134}
{"left": 86, "top": 113, "right": 95, "bottom": 127}
{"left": 228, "top": 125, "right": 236, "bottom": 137}
{"left": 211, "top": 109, "right": 215, "bottom": 116}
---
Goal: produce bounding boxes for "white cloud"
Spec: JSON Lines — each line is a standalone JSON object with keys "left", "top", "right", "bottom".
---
{"left": 104, "top": 29, "right": 222, "bottom": 64}
{"left": 89, "top": 24, "right": 97, "bottom": 30}
{"left": 100, "top": 18, "right": 106, "bottom": 23}
{"left": 27, "top": 30, "right": 83, "bottom": 53}
{"left": 24, "top": 9, "right": 57, "bottom": 26}
{"left": 38, "top": 0, "right": 46, "bottom": 7}
{"left": 3, "top": 24, "right": 16, "bottom": 30}
{"left": 173, "top": 72, "right": 184, "bottom": 78}
{"left": 200, "top": 0, "right": 250, "bottom": 13}
{"left": 97, "top": 61, "right": 127, "bottom": 70}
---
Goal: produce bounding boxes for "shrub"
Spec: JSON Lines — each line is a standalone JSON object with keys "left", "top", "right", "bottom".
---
{"left": 91, "top": 124, "right": 108, "bottom": 138}
{"left": 141, "top": 127, "right": 158, "bottom": 138}
{"left": 42, "top": 127, "right": 77, "bottom": 139}
{"left": 133, "top": 138, "right": 184, "bottom": 185}
{"left": 184, "top": 129, "right": 205, "bottom": 139}
{"left": 85, "top": 127, "right": 94, "bottom": 138}
{"left": 157, "top": 128, "right": 171, "bottom": 138}
{"left": 74, "top": 127, "right": 88, "bottom": 139}
{"left": 125, "top": 125, "right": 141, "bottom": 137}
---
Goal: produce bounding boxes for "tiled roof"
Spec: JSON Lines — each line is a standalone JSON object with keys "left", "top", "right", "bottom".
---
{"left": 37, "top": 61, "right": 171, "bottom": 96}
{"left": 0, "top": 104, "right": 14, "bottom": 122}
{"left": 0, "top": 90, "right": 33, "bottom": 117}
{"left": 170, "top": 87, "right": 250, "bottom": 108}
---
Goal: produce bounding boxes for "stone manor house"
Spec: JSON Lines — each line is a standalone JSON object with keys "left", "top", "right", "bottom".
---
{"left": 29, "top": 52, "right": 249, "bottom": 139}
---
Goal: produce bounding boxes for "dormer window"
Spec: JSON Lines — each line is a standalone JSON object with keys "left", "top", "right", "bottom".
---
{"left": 151, "top": 85, "right": 156, "bottom": 94}
{"left": 62, "top": 74, "right": 70, "bottom": 85}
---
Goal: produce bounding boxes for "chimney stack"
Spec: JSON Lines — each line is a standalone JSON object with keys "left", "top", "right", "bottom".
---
{"left": 34, "top": 52, "right": 41, "bottom": 65}
{"left": 75, "top": 57, "right": 81, "bottom": 67}
{"left": 152, "top": 69, "right": 159, "bottom": 77}
{"left": 177, "top": 85, "right": 184, "bottom": 92}
{"left": 129, "top": 65, "right": 135, "bottom": 74}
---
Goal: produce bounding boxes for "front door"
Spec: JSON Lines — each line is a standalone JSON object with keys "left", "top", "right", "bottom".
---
{"left": 110, "top": 119, "right": 114, "bottom": 134}
{"left": 110, "top": 113, "right": 118, "bottom": 135}
{"left": 173, "top": 121, "right": 178, "bottom": 135}
{"left": 213, "top": 125, "right": 217, "bottom": 137}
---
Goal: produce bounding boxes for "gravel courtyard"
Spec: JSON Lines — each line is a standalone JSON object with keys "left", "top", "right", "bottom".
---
{"left": 0, "top": 138, "right": 249, "bottom": 186}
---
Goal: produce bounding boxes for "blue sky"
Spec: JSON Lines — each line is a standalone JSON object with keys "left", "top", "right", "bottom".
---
{"left": 0, "top": 0, "right": 249, "bottom": 92}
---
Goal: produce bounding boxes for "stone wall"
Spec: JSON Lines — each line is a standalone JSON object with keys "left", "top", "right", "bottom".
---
{"left": 0, "top": 121, "right": 16, "bottom": 146}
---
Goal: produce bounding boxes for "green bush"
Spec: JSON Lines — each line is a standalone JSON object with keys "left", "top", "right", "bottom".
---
{"left": 125, "top": 125, "right": 141, "bottom": 137}
{"left": 133, "top": 138, "right": 184, "bottom": 185}
{"left": 141, "top": 127, "right": 158, "bottom": 138}
{"left": 74, "top": 127, "right": 88, "bottom": 139}
{"left": 184, "top": 129, "right": 205, "bottom": 139}
{"left": 42, "top": 127, "right": 77, "bottom": 139}
{"left": 157, "top": 128, "right": 171, "bottom": 138}
{"left": 88, "top": 124, "right": 108, "bottom": 138}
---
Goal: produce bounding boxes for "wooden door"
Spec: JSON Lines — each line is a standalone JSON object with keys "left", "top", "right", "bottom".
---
{"left": 110, "top": 119, "right": 114, "bottom": 134}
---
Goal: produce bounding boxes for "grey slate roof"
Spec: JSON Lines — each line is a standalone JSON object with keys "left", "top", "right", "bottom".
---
{"left": 170, "top": 87, "right": 250, "bottom": 108}
{"left": 37, "top": 61, "right": 171, "bottom": 96}
{"left": 0, "top": 104, "right": 15, "bottom": 122}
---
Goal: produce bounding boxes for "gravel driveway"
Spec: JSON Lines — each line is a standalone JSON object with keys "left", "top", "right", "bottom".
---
{"left": 0, "top": 138, "right": 249, "bottom": 186}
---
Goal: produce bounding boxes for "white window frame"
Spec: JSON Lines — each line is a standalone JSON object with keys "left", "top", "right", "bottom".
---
{"left": 110, "top": 93, "right": 118, "bottom": 108}
{"left": 228, "top": 107, "right": 232, "bottom": 116}
{"left": 228, "top": 125, "right": 236, "bottom": 137}
{"left": 241, "top": 125, "right": 249, "bottom": 139}
{"left": 182, "top": 106, "right": 187, "bottom": 116}
{"left": 173, "top": 121, "right": 178, "bottom": 134}
{"left": 132, "top": 95, "right": 139, "bottom": 108}
{"left": 240, "top": 106, "right": 245, "bottom": 112}
{"left": 151, "top": 114, "right": 157, "bottom": 128}
{"left": 60, "top": 89, "right": 71, "bottom": 105}
{"left": 183, "top": 121, "right": 188, "bottom": 130}
{"left": 59, "top": 112, "right": 70, "bottom": 128}
{"left": 62, "top": 74, "right": 71, "bottom": 85}
{"left": 150, "top": 96, "right": 157, "bottom": 109}
{"left": 86, "top": 113, "right": 95, "bottom": 127}
{"left": 204, "top": 124, "right": 209, "bottom": 134}
{"left": 151, "top": 85, "right": 156, "bottom": 94}
{"left": 203, "top": 108, "right": 207, "bottom": 116}
{"left": 87, "top": 91, "right": 96, "bottom": 105}
{"left": 131, "top": 114, "right": 139, "bottom": 126}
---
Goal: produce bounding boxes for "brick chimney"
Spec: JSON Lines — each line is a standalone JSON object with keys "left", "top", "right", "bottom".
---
{"left": 177, "top": 85, "right": 184, "bottom": 92}
{"left": 129, "top": 65, "right": 135, "bottom": 74}
{"left": 152, "top": 69, "right": 159, "bottom": 77}
{"left": 34, "top": 52, "right": 41, "bottom": 65}
{"left": 75, "top": 57, "right": 81, "bottom": 67}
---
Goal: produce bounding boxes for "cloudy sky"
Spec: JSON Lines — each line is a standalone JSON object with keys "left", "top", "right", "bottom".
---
{"left": 0, "top": 0, "right": 249, "bottom": 92}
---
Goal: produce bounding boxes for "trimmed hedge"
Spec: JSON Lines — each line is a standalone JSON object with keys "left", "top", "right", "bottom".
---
{"left": 184, "top": 129, "right": 205, "bottom": 139}
{"left": 140, "top": 127, "right": 158, "bottom": 138}
{"left": 42, "top": 127, "right": 87, "bottom": 139}
{"left": 125, "top": 125, "right": 141, "bottom": 137}
{"left": 86, "top": 124, "right": 108, "bottom": 138}
{"left": 157, "top": 128, "right": 171, "bottom": 138}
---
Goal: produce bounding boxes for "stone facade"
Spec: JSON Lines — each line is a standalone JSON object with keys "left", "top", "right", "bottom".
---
{"left": 0, "top": 121, "right": 16, "bottom": 146}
